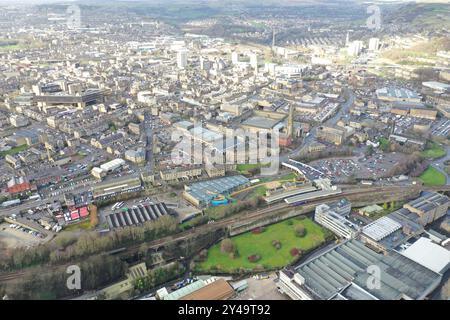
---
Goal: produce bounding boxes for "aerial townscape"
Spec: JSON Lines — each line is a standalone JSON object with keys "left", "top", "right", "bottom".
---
{"left": 0, "top": 0, "right": 450, "bottom": 302}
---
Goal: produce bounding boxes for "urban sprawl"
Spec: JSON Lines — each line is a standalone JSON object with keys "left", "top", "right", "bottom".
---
{"left": 0, "top": 0, "right": 449, "bottom": 301}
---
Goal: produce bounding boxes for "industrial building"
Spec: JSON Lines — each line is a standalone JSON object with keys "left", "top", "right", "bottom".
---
{"left": 360, "top": 192, "right": 448, "bottom": 252}
{"left": 403, "top": 192, "right": 449, "bottom": 226}
{"left": 183, "top": 175, "right": 250, "bottom": 207}
{"left": 91, "top": 158, "right": 126, "bottom": 179}
{"left": 182, "top": 278, "right": 235, "bottom": 300}
{"left": 376, "top": 87, "right": 422, "bottom": 103}
{"left": 399, "top": 237, "right": 450, "bottom": 274}
{"left": 278, "top": 239, "right": 442, "bottom": 300}
{"left": 106, "top": 202, "right": 172, "bottom": 229}
{"left": 34, "top": 88, "right": 108, "bottom": 108}
{"left": 162, "top": 277, "right": 234, "bottom": 300}
{"left": 422, "top": 81, "right": 450, "bottom": 94}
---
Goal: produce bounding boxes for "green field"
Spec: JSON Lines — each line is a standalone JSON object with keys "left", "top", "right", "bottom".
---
{"left": 421, "top": 142, "right": 446, "bottom": 159}
{"left": 64, "top": 219, "right": 93, "bottom": 231}
{"left": 236, "top": 163, "right": 269, "bottom": 173}
{"left": 419, "top": 166, "right": 446, "bottom": 186}
{"left": 196, "top": 217, "right": 330, "bottom": 273}
{"left": 0, "top": 144, "right": 28, "bottom": 157}
{"left": 378, "top": 137, "right": 390, "bottom": 151}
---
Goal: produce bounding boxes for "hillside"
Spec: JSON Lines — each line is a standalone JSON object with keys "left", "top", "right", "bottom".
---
{"left": 383, "top": 2, "right": 450, "bottom": 30}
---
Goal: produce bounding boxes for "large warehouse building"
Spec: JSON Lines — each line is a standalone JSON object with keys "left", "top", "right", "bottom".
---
{"left": 278, "top": 239, "right": 442, "bottom": 300}
{"left": 183, "top": 175, "right": 250, "bottom": 207}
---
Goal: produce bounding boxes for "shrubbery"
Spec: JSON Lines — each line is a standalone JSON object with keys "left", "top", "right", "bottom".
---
{"left": 290, "top": 248, "right": 301, "bottom": 257}
{"left": 271, "top": 240, "right": 282, "bottom": 250}
{"left": 251, "top": 227, "right": 265, "bottom": 234}
{"left": 294, "top": 225, "right": 306, "bottom": 237}
{"left": 247, "top": 254, "right": 261, "bottom": 263}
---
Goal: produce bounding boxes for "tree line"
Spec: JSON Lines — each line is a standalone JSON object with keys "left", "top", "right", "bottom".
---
{"left": 0, "top": 215, "right": 179, "bottom": 272}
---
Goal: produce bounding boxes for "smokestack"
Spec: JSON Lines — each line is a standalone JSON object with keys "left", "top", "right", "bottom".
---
{"left": 272, "top": 29, "right": 276, "bottom": 50}
{"left": 287, "top": 104, "right": 294, "bottom": 138}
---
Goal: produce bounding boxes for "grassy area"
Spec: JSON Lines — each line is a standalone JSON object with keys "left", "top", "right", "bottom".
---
{"left": 249, "top": 185, "right": 267, "bottom": 199}
{"left": 419, "top": 166, "right": 446, "bottom": 186}
{"left": 0, "top": 144, "right": 28, "bottom": 157}
{"left": 236, "top": 163, "right": 269, "bottom": 174}
{"left": 278, "top": 172, "right": 297, "bottom": 181}
{"left": 378, "top": 137, "right": 390, "bottom": 151}
{"left": 421, "top": 142, "right": 446, "bottom": 159}
{"left": 196, "top": 217, "right": 329, "bottom": 273}
{"left": 258, "top": 172, "right": 298, "bottom": 184}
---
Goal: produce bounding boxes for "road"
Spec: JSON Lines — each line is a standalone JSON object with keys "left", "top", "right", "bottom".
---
{"left": 430, "top": 145, "right": 450, "bottom": 185}
{"left": 143, "top": 110, "right": 154, "bottom": 173}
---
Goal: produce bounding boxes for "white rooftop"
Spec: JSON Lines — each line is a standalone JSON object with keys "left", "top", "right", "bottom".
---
{"left": 400, "top": 237, "right": 450, "bottom": 274}
{"left": 422, "top": 81, "right": 450, "bottom": 91}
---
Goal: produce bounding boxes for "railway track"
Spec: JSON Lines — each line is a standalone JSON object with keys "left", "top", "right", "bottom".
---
{"left": 0, "top": 185, "right": 441, "bottom": 283}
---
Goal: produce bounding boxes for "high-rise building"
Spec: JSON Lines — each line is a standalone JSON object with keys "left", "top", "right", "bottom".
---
{"left": 287, "top": 104, "right": 294, "bottom": 138}
{"left": 249, "top": 53, "right": 259, "bottom": 70}
{"left": 231, "top": 51, "right": 239, "bottom": 65}
{"left": 368, "top": 38, "right": 380, "bottom": 51}
{"left": 177, "top": 49, "right": 188, "bottom": 69}
{"left": 199, "top": 56, "right": 211, "bottom": 70}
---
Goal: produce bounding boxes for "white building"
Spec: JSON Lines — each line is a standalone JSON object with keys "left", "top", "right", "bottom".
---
{"left": 177, "top": 49, "right": 188, "bottom": 69}
{"left": 347, "top": 40, "right": 363, "bottom": 56}
{"left": 400, "top": 237, "right": 450, "bottom": 274}
{"left": 99, "top": 158, "right": 126, "bottom": 173}
{"left": 249, "top": 53, "right": 259, "bottom": 70}
{"left": 231, "top": 51, "right": 239, "bottom": 65}
{"left": 275, "top": 64, "right": 307, "bottom": 77}
{"left": 314, "top": 201, "right": 359, "bottom": 239}
{"left": 368, "top": 38, "right": 380, "bottom": 51}
{"left": 137, "top": 91, "right": 155, "bottom": 105}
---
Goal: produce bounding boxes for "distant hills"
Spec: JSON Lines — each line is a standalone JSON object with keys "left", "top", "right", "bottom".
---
{"left": 383, "top": 2, "right": 450, "bottom": 30}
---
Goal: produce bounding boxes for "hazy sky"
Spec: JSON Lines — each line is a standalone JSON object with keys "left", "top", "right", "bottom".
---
{"left": 0, "top": 0, "right": 448, "bottom": 5}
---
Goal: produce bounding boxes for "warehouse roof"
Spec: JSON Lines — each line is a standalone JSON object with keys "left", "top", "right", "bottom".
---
{"left": 362, "top": 216, "right": 402, "bottom": 241}
{"left": 163, "top": 280, "right": 206, "bottom": 300}
{"left": 185, "top": 175, "right": 249, "bottom": 204}
{"left": 182, "top": 279, "right": 234, "bottom": 300}
{"left": 242, "top": 116, "right": 281, "bottom": 129}
{"left": 294, "top": 239, "right": 441, "bottom": 300}
{"left": 100, "top": 158, "right": 125, "bottom": 171}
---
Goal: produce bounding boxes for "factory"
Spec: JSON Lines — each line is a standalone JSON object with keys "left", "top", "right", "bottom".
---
{"left": 376, "top": 87, "right": 422, "bottom": 103}
{"left": 360, "top": 192, "right": 449, "bottom": 253}
{"left": 182, "top": 175, "right": 250, "bottom": 208}
{"left": 105, "top": 202, "right": 173, "bottom": 229}
{"left": 278, "top": 239, "right": 442, "bottom": 300}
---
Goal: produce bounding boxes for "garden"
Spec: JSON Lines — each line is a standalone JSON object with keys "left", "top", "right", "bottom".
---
{"left": 195, "top": 217, "right": 331, "bottom": 273}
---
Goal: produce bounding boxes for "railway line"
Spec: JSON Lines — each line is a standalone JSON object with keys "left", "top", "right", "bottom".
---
{"left": 0, "top": 185, "right": 446, "bottom": 283}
